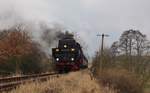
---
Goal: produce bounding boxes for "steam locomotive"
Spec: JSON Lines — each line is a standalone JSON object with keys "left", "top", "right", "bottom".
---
{"left": 52, "top": 33, "right": 88, "bottom": 73}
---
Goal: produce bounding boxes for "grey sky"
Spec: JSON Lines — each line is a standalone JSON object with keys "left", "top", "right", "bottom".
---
{"left": 0, "top": 0, "right": 150, "bottom": 56}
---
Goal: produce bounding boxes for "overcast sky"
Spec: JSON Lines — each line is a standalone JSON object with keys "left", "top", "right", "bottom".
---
{"left": 0, "top": 0, "right": 150, "bottom": 56}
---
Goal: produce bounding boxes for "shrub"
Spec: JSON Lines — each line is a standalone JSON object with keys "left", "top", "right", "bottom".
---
{"left": 0, "top": 29, "right": 52, "bottom": 75}
{"left": 97, "top": 68, "right": 143, "bottom": 93}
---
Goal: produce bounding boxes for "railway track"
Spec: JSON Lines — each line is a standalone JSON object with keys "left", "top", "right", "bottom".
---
{"left": 0, "top": 72, "right": 59, "bottom": 92}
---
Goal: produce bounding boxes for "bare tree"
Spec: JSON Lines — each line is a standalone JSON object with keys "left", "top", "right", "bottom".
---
{"left": 111, "top": 41, "right": 120, "bottom": 57}
{"left": 119, "top": 29, "right": 149, "bottom": 56}
{"left": 110, "top": 29, "right": 150, "bottom": 86}
{"left": 133, "top": 30, "right": 148, "bottom": 56}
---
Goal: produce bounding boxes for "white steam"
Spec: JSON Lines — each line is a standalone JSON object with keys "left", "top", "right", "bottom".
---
{"left": 0, "top": 0, "right": 89, "bottom": 57}
{"left": 0, "top": 0, "right": 64, "bottom": 56}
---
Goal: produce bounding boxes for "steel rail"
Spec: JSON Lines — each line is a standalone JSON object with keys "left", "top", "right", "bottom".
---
{"left": 0, "top": 72, "right": 59, "bottom": 92}
{"left": 0, "top": 72, "right": 57, "bottom": 83}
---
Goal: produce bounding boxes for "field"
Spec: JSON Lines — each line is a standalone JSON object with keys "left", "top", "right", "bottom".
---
{"left": 4, "top": 70, "right": 115, "bottom": 93}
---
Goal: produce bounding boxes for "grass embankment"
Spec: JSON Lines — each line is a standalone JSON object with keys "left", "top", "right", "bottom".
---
{"left": 95, "top": 68, "right": 144, "bottom": 93}
{"left": 145, "top": 81, "right": 150, "bottom": 93}
{"left": 4, "top": 70, "right": 115, "bottom": 93}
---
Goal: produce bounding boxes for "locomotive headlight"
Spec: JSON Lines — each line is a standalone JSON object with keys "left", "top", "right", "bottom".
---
{"left": 64, "top": 45, "right": 67, "bottom": 48}
{"left": 71, "top": 48, "right": 75, "bottom": 51}
{"left": 71, "top": 58, "right": 74, "bottom": 61}
{"left": 56, "top": 49, "right": 59, "bottom": 52}
{"left": 56, "top": 58, "right": 59, "bottom": 61}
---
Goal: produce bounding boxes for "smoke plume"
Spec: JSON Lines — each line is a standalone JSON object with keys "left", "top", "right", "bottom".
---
{"left": 0, "top": 0, "right": 89, "bottom": 57}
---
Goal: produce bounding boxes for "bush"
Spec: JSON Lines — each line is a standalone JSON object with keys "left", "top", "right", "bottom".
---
{"left": 0, "top": 29, "right": 52, "bottom": 75}
{"left": 97, "top": 68, "right": 143, "bottom": 93}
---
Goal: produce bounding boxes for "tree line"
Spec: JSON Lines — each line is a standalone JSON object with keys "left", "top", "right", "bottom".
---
{"left": 92, "top": 29, "right": 150, "bottom": 93}
{"left": 111, "top": 29, "right": 150, "bottom": 76}
{"left": 0, "top": 27, "right": 53, "bottom": 76}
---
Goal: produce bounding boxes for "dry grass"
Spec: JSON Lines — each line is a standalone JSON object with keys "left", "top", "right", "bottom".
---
{"left": 145, "top": 80, "right": 150, "bottom": 93}
{"left": 4, "top": 70, "right": 116, "bottom": 93}
{"left": 96, "top": 68, "right": 143, "bottom": 93}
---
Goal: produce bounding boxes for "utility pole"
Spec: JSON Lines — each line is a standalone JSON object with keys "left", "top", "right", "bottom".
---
{"left": 97, "top": 34, "right": 109, "bottom": 55}
{"left": 97, "top": 33, "right": 109, "bottom": 70}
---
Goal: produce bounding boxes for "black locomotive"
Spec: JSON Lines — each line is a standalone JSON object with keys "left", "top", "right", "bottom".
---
{"left": 52, "top": 32, "right": 88, "bottom": 73}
